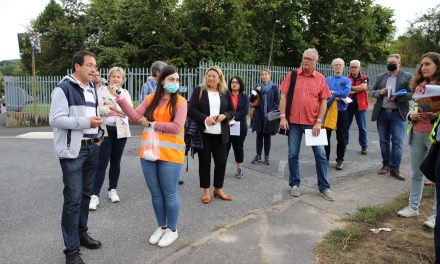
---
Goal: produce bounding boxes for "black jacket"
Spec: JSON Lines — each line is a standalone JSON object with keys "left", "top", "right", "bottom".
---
{"left": 188, "top": 86, "right": 235, "bottom": 144}
{"left": 232, "top": 92, "right": 250, "bottom": 132}
{"left": 250, "top": 84, "right": 280, "bottom": 134}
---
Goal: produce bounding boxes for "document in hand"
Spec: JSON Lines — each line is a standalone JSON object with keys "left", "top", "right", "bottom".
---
{"left": 304, "top": 129, "right": 328, "bottom": 146}
{"left": 412, "top": 85, "right": 440, "bottom": 112}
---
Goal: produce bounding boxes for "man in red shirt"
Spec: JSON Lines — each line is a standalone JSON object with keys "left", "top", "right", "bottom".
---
{"left": 279, "top": 48, "right": 335, "bottom": 201}
{"left": 345, "top": 60, "right": 369, "bottom": 155}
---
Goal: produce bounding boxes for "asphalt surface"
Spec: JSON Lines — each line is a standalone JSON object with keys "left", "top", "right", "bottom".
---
{"left": 0, "top": 111, "right": 412, "bottom": 264}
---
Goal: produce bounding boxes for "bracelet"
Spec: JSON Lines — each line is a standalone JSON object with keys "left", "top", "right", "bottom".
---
{"left": 280, "top": 113, "right": 286, "bottom": 118}
{"left": 316, "top": 118, "right": 322, "bottom": 123}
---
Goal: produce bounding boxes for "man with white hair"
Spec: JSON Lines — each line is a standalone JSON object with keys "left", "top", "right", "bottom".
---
{"left": 345, "top": 60, "right": 369, "bottom": 155}
{"left": 279, "top": 48, "right": 335, "bottom": 201}
{"left": 325, "top": 58, "right": 351, "bottom": 170}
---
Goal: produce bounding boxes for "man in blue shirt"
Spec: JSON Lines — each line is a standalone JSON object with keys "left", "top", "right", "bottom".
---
{"left": 325, "top": 58, "right": 351, "bottom": 170}
{"left": 139, "top": 61, "right": 167, "bottom": 101}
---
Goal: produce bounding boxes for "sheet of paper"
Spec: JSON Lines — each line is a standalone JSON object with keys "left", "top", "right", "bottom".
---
{"left": 230, "top": 121, "right": 240, "bottom": 136}
{"left": 341, "top": 97, "right": 353, "bottom": 104}
{"left": 413, "top": 85, "right": 440, "bottom": 99}
{"left": 305, "top": 129, "right": 328, "bottom": 146}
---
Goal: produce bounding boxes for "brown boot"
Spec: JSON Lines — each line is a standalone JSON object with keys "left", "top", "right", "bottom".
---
{"left": 378, "top": 165, "right": 390, "bottom": 175}
{"left": 390, "top": 169, "right": 405, "bottom": 181}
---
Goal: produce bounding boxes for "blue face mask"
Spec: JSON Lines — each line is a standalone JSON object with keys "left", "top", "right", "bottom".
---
{"left": 164, "top": 83, "right": 179, "bottom": 94}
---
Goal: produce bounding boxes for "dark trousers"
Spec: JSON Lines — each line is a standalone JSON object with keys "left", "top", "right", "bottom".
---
{"left": 325, "top": 110, "right": 346, "bottom": 162}
{"left": 256, "top": 132, "right": 271, "bottom": 157}
{"left": 435, "top": 149, "right": 440, "bottom": 264}
{"left": 198, "top": 133, "right": 227, "bottom": 189}
{"left": 59, "top": 144, "right": 99, "bottom": 256}
{"left": 93, "top": 126, "right": 127, "bottom": 196}
{"left": 227, "top": 129, "right": 247, "bottom": 163}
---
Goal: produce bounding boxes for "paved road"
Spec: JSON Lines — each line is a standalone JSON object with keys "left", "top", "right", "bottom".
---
{"left": 0, "top": 111, "right": 412, "bottom": 264}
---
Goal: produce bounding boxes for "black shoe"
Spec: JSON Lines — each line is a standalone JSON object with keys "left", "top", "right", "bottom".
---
{"left": 251, "top": 155, "right": 262, "bottom": 164}
{"left": 264, "top": 156, "right": 271, "bottom": 165}
{"left": 66, "top": 252, "right": 84, "bottom": 264}
{"left": 361, "top": 148, "right": 367, "bottom": 155}
{"left": 80, "top": 232, "right": 102, "bottom": 249}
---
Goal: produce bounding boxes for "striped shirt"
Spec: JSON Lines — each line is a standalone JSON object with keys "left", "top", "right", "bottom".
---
{"left": 72, "top": 76, "right": 98, "bottom": 139}
{"left": 280, "top": 68, "right": 331, "bottom": 125}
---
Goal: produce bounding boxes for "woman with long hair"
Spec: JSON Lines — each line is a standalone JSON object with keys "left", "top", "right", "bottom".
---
{"left": 227, "top": 76, "right": 249, "bottom": 178}
{"left": 188, "top": 66, "right": 235, "bottom": 203}
{"left": 90, "top": 67, "right": 131, "bottom": 210}
{"left": 397, "top": 52, "right": 440, "bottom": 230}
{"left": 111, "top": 65, "right": 187, "bottom": 247}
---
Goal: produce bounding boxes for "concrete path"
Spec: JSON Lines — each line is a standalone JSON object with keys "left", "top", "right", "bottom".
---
{"left": 0, "top": 113, "right": 411, "bottom": 264}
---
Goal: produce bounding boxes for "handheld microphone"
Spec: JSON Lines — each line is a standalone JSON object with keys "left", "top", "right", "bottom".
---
{"left": 104, "top": 81, "right": 121, "bottom": 95}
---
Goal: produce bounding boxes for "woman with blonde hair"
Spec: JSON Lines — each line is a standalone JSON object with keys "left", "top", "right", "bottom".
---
{"left": 188, "top": 66, "right": 235, "bottom": 203}
{"left": 90, "top": 67, "right": 131, "bottom": 210}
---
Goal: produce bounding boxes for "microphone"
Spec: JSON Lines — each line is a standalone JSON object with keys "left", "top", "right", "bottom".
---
{"left": 104, "top": 81, "right": 121, "bottom": 95}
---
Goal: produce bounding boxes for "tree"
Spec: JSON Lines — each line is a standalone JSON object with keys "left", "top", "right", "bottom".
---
{"left": 21, "top": 0, "right": 88, "bottom": 75}
{"left": 391, "top": 4, "right": 440, "bottom": 66}
{"left": 304, "top": 0, "right": 394, "bottom": 63}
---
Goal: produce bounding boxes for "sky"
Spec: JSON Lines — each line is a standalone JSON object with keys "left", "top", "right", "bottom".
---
{"left": 0, "top": 0, "right": 439, "bottom": 61}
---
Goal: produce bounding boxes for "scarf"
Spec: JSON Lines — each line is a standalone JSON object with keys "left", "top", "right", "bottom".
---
{"left": 260, "top": 80, "right": 273, "bottom": 118}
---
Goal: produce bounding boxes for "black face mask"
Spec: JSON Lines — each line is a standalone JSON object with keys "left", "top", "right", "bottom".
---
{"left": 387, "top": 63, "right": 397, "bottom": 71}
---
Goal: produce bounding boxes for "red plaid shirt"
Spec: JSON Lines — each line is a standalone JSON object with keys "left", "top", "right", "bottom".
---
{"left": 280, "top": 68, "right": 331, "bottom": 125}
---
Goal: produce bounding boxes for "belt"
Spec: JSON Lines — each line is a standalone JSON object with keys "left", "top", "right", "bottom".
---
{"left": 81, "top": 138, "right": 96, "bottom": 146}
{"left": 380, "top": 107, "right": 399, "bottom": 113}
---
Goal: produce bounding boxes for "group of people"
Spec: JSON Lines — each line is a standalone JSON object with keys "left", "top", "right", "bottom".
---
{"left": 49, "top": 49, "right": 440, "bottom": 264}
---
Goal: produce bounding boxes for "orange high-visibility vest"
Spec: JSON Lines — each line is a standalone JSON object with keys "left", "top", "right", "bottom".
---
{"left": 140, "top": 94, "right": 186, "bottom": 164}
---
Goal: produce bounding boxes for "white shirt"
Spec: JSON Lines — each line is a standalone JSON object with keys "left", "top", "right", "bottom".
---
{"left": 73, "top": 76, "right": 98, "bottom": 139}
{"left": 204, "top": 90, "right": 221, "bottom": 134}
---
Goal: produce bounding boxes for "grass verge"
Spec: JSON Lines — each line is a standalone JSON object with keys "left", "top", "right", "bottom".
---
{"left": 315, "top": 186, "right": 436, "bottom": 264}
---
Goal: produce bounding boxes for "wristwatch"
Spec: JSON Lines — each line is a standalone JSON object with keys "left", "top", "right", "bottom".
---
{"left": 316, "top": 118, "right": 322, "bottom": 123}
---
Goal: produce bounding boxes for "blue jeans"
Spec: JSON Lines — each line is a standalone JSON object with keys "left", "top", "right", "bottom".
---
{"left": 376, "top": 111, "right": 406, "bottom": 170}
{"left": 345, "top": 107, "right": 367, "bottom": 149}
{"left": 408, "top": 132, "right": 437, "bottom": 214}
{"left": 140, "top": 159, "right": 182, "bottom": 230}
{"left": 435, "top": 149, "right": 440, "bottom": 263}
{"left": 59, "top": 144, "right": 99, "bottom": 256}
{"left": 287, "top": 123, "right": 330, "bottom": 192}
{"left": 93, "top": 126, "right": 127, "bottom": 196}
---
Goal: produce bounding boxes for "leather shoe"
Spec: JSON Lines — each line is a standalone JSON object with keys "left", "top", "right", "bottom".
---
{"left": 213, "top": 189, "right": 233, "bottom": 201}
{"left": 378, "top": 165, "right": 390, "bottom": 175}
{"left": 80, "top": 232, "right": 102, "bottom": 249}
{"left": 202, "top": 194, "right": 211, "bottom": 204}
{"left": 390, "top": 169, "right": 405, "bottom": 181}
{"left": 66, "top": 252, "right": 84, "bottom": 264}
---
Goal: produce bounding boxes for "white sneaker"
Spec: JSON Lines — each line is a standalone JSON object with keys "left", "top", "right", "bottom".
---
{"left": 158, "top": 228, "right": 179, "bottom": 247}
{"left": 397, "top": 206, "right": 419, "bottom": 217}
{"left": 108, "top": 189, "right": 120, "bottom": 203}
{"left": 320, "top": 189, "right": 335, "bottom": 201}
{"left": 290, "top": 185, "right": 300, "bottom": 197}
{"left": 424, "top": 215, "right": 436, "bottom": 229}
{"left": 149, "top": 227, "right": 166, "bottom": 245}
{"left": 89, "top": 195, "right": 99, "bottom": 211}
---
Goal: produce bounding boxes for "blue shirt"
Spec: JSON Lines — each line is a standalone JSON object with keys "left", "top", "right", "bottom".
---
{"left": 139, "top": 79, "right": 157, "bottom": 101}
{"left": 326, "top": 75, "right": 351, "bottom": 111}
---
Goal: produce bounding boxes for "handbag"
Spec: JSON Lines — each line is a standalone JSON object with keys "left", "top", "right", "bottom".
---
{"left": 250, "top": 94, "right": 261, "bottom": 108}
{"left": 141, "top": 125, "right": 160, "bottom": 161}
{"left": 322, "top": 100, "right": 338, "bottom": 130}
{"left": 420, "top": 143, "right": 439, "bottom": 183}
{"left": 267, "top": 109, "right": 280, "bottom": 121}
